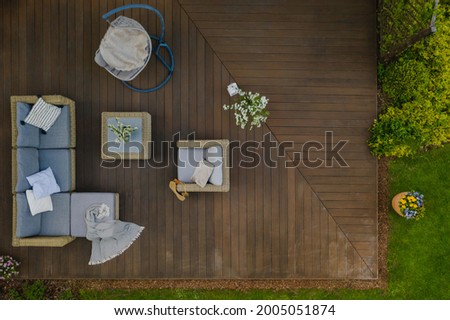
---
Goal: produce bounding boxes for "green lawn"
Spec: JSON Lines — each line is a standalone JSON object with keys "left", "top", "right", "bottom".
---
{"left": 386, "top": 144, "right": 450, "bottom": 299}
{"left": 80, "top": 145, "right": 450, "bottom": 300}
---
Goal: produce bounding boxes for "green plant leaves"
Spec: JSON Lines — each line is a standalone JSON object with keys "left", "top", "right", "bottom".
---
{"left": 371, "top": 4, "right": 450, "bottom": 158}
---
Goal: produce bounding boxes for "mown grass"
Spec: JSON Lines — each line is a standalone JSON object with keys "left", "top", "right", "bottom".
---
{"left": 80, "top": 145, "right": 450, "bottom": 300}
{"left": 386, "top": 144, "right": 450, "bottom": 299}
{"left": 80, "top": 288, "right": 386, "bottom": 300}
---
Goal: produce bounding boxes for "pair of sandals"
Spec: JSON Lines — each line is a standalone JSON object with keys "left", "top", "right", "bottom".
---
{"left": 169, "top": 179, "right": 189, "bottom": 201}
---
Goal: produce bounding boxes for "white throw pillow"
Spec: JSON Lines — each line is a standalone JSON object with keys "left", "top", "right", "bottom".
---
{"left": 205, "top": 146, "right": 223, "bottom": 186}
{"left": 26, "top": 189, "right": 53, "bottom": 216}
{"left": 26, "top": 167, "right": 61, "bottom": 199}
{"left": 190, "top": 160, "right": 214, "bottom": 188}
{"left": 24, "top": 97, "right": 62, "bottom": 132}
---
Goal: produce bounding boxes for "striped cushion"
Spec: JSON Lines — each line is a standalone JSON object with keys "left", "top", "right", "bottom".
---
{"left": 24, "top": 98, "right": 62, "bottom": 132}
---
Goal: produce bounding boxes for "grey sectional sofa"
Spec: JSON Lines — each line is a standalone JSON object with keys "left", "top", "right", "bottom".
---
{"left": 11, "top": 96, "right": 118, "bottom": 247}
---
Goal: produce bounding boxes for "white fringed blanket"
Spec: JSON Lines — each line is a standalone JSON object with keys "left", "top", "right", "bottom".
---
{"left": 85, "top": 203, "right": 144, "bottom": 265}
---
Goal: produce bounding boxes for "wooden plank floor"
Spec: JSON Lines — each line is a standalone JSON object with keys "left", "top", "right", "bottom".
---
{"left": 0, "top": 0, "right": 377, "bottom": 279}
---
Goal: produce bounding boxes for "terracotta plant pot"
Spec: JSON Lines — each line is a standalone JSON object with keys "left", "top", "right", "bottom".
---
{"left": 392, "top": 192, "right": 408, "bottom": 217}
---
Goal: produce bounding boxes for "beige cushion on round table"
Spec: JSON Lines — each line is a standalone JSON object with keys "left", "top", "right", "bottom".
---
{"left": 100, "top": 27, "right": 149, "bottom": 71}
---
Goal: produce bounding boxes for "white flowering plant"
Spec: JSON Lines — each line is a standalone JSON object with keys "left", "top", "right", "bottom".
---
{"left": 0, "top": 255, "right": 20, "bottom": 280}
{"left": 223, "top": 90, "right": 269, "bottom": 130}
{"left": 107, "top": 117, "right": 139, "bottom": 143}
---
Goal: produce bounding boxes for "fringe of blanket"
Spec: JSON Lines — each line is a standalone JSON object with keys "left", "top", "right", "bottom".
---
{"left": 88, "top": 226, "right": 145, "bottom": 265}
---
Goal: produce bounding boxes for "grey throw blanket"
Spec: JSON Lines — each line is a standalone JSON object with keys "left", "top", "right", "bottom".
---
{"left": 85, "top": 203, "right": 144, "bottom": 265}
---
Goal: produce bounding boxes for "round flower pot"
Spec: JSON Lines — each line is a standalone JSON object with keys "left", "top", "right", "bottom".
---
{"left": 392, "top": 192, "right": 408, "bottom": 217}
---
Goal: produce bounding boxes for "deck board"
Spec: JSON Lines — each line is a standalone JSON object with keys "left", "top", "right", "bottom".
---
{"left": 0, "top": 0, "right": 377, "bottom": 279}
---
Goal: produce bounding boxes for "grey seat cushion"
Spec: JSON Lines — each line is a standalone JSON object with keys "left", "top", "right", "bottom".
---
{"left": 40, "top": 193, "right": 71, "bottom": 236}
{"left": 15, "top": 148, "right": 39, "bottom": 193}
{"left": 15, "top": 193, "right": 41, "bottom": 238}
{"left": 70, "top": 192, "right": 116, "bottom": 237}
{"left": 177, "top": 148, "right": 205, "bottom": 183}
{"left": 39, "top": 149, "right": 72, "bottom": 192}
{"left": 39, "top": 105, "right": 71, "bottom": 149}
{"left": 16, "top": 102, "right": 40, "bottom": 148}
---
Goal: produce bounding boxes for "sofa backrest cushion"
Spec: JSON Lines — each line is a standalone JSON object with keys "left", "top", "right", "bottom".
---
{"left": 177, "top": 147, "right": 205, "bottom": 183}
{"left": 16, "top": 102, "right": 40, "bottom": 148}
{"left": 39, "top": 105, "right": 71, "bottom": 149}
{"left": 205, "top": 146, "right": 223, "bottom": 186}
{"left": 15, "top": 193, "right": 41, "bottom": 237}
{"left": 38, "top": 149, "right": 72, "bottom": 192}
{"left": 15, "top": 148, "right": 39, "bottom": 193}
{"left": 40, "top": 193, "right": 71, "bottom": 236}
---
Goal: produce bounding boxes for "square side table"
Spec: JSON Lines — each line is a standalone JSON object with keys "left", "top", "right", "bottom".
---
{"left": 101, "top": 112, "right": 151, "bottom": 160}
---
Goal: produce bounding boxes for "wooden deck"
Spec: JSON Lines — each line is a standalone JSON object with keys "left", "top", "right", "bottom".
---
{"left": 0, "top": 0, "right": 378, "bottom": 279}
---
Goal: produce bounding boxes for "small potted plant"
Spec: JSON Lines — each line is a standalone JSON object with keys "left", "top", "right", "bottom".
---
{"left": 0, "top": 255, "right": 20, "bottom": 280}
{"left": 107, "top": 117, "right": 139, "bottom": 143}
{"left": 223, "top": 89, "right": 269, "bottom": 130}
{"left": 392, "top": 191, "right": 425, "bottom": 220}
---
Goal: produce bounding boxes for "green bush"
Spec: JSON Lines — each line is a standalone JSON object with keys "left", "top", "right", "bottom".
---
{"left": 369, "top": 100, "right": 450, "bottom": 158}
{"left": 58, "top": 289, "right": 75, "bottom": 300}
{"left": 380, "top": 58, "right": 431, "bottom": 105}
{"left": 413, "top": 8, "right": 450, "bottom": 111}
{"left": 7, "top": 288, "right": 23, "bottom": 300}
{"left": 371, "top": 5, "right": 450, "bottom": 158}
{"left": 22, "top": 280, "right": 47, "bottom": 300}
{"left": 379, "top": 0, "right": 435, "bottom": 55}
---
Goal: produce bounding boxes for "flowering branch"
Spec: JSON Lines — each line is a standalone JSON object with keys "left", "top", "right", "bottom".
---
{"left": 0, "top": 255, "right": 20, "bottom": 280}
{"left": 223, "top": 90, "right": 269, "bottom": 130}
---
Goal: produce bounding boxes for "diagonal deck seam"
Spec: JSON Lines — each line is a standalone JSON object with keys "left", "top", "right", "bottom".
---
{"left": 176, "top": 0, "right": 376, "bottom": 278}
{"left": 265, "top": 127, "right": 376, "bottom": 278}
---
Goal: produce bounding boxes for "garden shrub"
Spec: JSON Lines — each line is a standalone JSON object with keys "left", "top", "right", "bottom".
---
{"left": 7, "top": 288, "right": 22, "bottom": 300}
{"left": 380, "top": 58, "right": 431, "bottom": 105}
{"left": 369, "top": 100, "right": 450, "bottom": 157}
{"left": 380, "top": 0, "right": 435, "bottom": 55}
{"left": 22, "top": 280, "right": 47, "bottom": 300}
{"left": 413, "top": 8, "right": 450, "bottom": 111}
{"left": 371, "top": 4, "right": 450, "bottom": 158}
{"left": 58, "top": 288, "right": 75, "bottom": 300}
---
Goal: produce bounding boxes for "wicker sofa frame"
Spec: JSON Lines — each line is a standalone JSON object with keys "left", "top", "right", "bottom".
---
{"left": 11, "top": 95, "right": 77, "bottom": 247}
{"left": 11, "top": 193, "right": 119, "bottom": 247}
